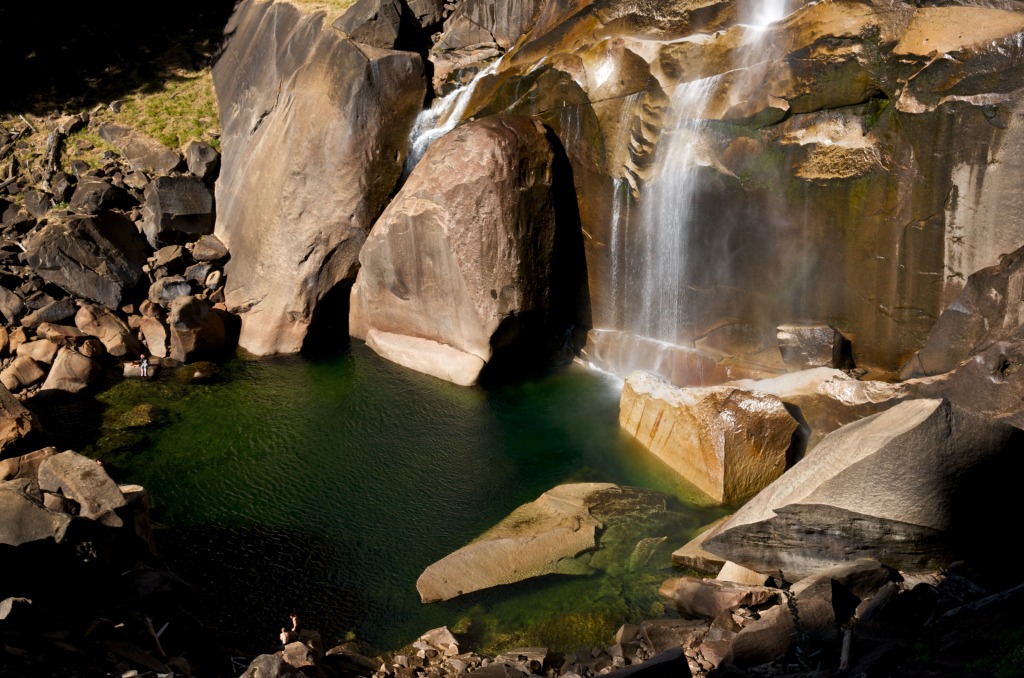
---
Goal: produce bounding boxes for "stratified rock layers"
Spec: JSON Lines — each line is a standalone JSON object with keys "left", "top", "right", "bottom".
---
{"left": 213, "top": 0, "right": 425, "bottom": 355}
{"left": 350, "top": 114, "right": 571, "bottom": 385}
{"left": 620, "top": 372, "right": 798, "bottom": 504}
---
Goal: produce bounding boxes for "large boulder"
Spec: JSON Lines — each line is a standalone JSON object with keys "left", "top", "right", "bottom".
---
{"left": 700, "top": 399, "right": 1024, "bottom": 581}
{"left": 21, "top": 213, "right": 148, "bottom": 310}
{"left": 0, "top": 357, "right": 46, "bottom": 392}
{"left": 619, "top": 372, "right": 798, "bottom": 504}
{"left": 168, "top": 296, "right": 227, "bottom": 363}
{"left": 37, "top": 450, "right": 127, "bottom": 527}
{"left": 214, "top": 0, "right": 426, "bottom": 355}
{"left": 141, "top": 176, "right": 215, "bottom": 247}
{"left": 416, "top": 483, "right": 683, "bottom": 602}
{"left": 75, "top": 303, "right": 142, "bottom": 358}
{"left": 728, "top": 367, "right": 911, "bottom": 451}
{"left": 97, "top": 123, "right": 183, "bottom": 174}
{"left": 351, "top": 114, "right": 583, "bottom": 386}
{"left": 0, "top": 386, "right": 40, "bottom": 453}
{"left": 0, "top": 484, "right": 71, "bottom": 546}
{"left": 40, "top": 348, "right": 102, "bottom": 393}
{"left": 332, "top": 0, "right": 404, "bottom": 49}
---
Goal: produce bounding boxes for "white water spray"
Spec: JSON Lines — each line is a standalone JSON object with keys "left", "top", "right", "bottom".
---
{"left": 406, "top": 60, "right": 501, "bottom": 169}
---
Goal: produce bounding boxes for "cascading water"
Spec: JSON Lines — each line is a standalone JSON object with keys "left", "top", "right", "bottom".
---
{"left": 596, "top": 4, "right": 796, "bottom": 383}
{"left": 626, "top": 75, "right": 720, "bottom": 346}
{"left": 405, "top": 60, "right": 501, "bottom": 171}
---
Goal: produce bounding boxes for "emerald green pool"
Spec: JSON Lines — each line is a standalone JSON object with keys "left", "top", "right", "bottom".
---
{"left": 60, "top": 343, "right": 727, "bottom": 653}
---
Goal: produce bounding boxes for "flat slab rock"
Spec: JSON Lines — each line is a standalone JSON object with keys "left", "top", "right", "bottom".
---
{"left": 416, "top": 482, "right": 682, "bottom": 603}
{"left": 416, "top": 482, "right": 612, "bottom": 602}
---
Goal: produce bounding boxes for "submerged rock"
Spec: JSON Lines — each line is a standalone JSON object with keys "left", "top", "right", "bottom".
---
{"left": 416, "top": 483, "right": 682, "bottom": 602}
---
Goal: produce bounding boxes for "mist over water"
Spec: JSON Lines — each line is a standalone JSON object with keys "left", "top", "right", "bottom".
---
{"left": 599, "top": 6, "right": 796, "bottom": 381}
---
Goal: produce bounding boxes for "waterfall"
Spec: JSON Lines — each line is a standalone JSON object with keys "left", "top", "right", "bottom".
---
{"left": 745, "top": 0, "right": 789, "bottom": 29}
{"left": 406, "top": 60, "right": 501, "bottom": 170}
{"left": 592, "top": 6, "right": 799, "bottom": 384}
{"left": 626, "top": 75, "right": 720, "bottom": 346}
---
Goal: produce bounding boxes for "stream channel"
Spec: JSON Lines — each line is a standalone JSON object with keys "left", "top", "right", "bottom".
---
{"left": 41, "top": 342, "right": 728, "bottom": 654}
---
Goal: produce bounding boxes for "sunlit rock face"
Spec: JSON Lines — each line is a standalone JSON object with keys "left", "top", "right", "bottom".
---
{"left": 350, "top": 114, "right": 587, "bottom": 386}
{"left": 213, "top": 0, "right": 425, "bottom": 355}
{"left": 419, "top": 0, "right": 1024, "bottom": 379}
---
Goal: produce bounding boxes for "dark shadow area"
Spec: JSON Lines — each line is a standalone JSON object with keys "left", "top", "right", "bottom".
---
{"left": 302, "top": 280, "right": 353, "bottom": 358}
{"left": 0, "top": 0, "right": 239, "bottom": 115}
{"left": 478, "top": 125, "right": 591, "bottom": 387}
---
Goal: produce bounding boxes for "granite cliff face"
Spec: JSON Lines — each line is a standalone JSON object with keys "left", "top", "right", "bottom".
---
{"left": 213, "top": 0, "right": 1024, "bottom": 384}
{"left": 213, "top": 0, "right": 425, "bottom": 356}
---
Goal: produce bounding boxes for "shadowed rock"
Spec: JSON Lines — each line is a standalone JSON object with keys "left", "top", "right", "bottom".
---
{"left": 700, "top": 399, "right": 1024, "bottom": 580}
{"left": 0, "top": 484, "right": 71, "bottom": 546}
{"left": 37, "top": 450, "right": 127, "bottom": 527}
{"left": 22, "top": 214, "right": 147, "bottom": 310}
{"left": 141, "top": 176, "right": 214, "bottom": 247}
{"left": 168, "top": 296, "right": 226, "bottom": 363}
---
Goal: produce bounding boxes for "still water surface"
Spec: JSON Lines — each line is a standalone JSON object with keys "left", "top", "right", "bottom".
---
{"left": 79, "top": 343, "right": 726, "bottom": 652}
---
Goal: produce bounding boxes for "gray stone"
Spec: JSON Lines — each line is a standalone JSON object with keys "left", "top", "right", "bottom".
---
{"left": 24, "top": 190, "right": 51, "bottom": 219}
{"left": 702, "top": 399, "right": 1024, "bottom": 580}
{"left": 185, "top": 141, "right": 220, "bottom": 183}
{"left": 141, "top": 175, "right": 214, "bottom": 247}
{"left": 0, "top": 485, "right": 71, "bottom": 546}
{"left": 22, "top": 213, "right": 148, "bottom": 310}
{"left": 21, "top": 298, "right": 79, "bottom": 329}
{"left": 148, "top": 276, "right": 193, "bottom": 308}
{"left": 333, "top": 0, "right": 403, "bottom": 49}
{"left": 98, "top": 123, "right": 183, "bottom": 174}
{"left": 37, "top": 450, "right": 127, "bottom": 526}
{"left": 68, "top": 177, "right": 131, "bottom": 213}
{"left": 777, "top": 324, "right": 854, "bottom": 371}
{"left": 184, "top": 261, "right": 213, "bottom": 285}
